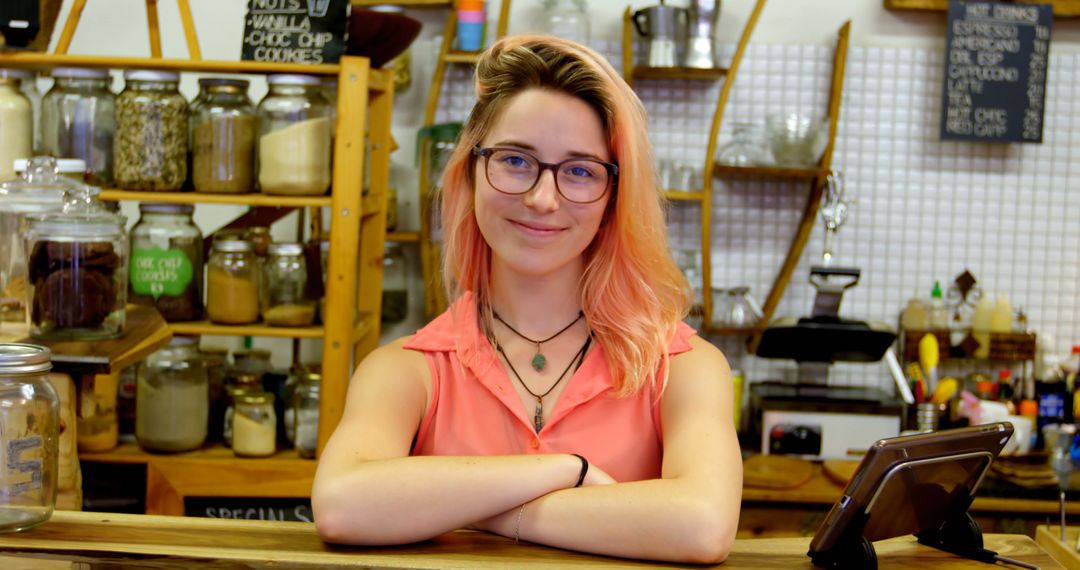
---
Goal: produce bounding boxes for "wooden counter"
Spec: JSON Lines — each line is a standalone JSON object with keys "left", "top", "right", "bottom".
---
{"left": 0, "top": 511, "right": 1063, "bottom": 569}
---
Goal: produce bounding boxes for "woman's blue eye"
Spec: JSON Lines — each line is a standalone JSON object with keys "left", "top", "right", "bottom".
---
{"left": 498, "top": 154, "right": 532, "bottom": 169}
{"left": 566, "top": 164, "right": 596, "bottom": 179}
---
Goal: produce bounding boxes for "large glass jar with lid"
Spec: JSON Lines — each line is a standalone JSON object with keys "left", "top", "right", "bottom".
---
{"left": 128, "top": 203, "right": 204, "bottom": 322}
{"left": 41, "top": 67, "right": 116, "bottom": 185}
{"left": 114, "top": 70, "right": 188, "bottom": 191}
{"left": 135, "top": 335, "right": 208, "bottom": 452}
{"left": 190, "top": 78, "right": 256, "bottom": 194}
{"left": 0, "top": 69, "right": 33, "bottom": 181}
{"left": 0, "top": 343, "right": 59, "bottom": 532}
{"left": 291, "top": 372, "right": 320, "bottom": 458}
{"left": 262, "top": 242, "right": 315, "bottom": 327}
{"left": 232, "top": 391, "right": 277, "bottom": 457}
{"left": 25, "top": 185, "right": 128, "bottom": 340}
{"left": 0, "top": 158, "right": 78, "bottom": 336}
{"left": 207, "top": 238, "right": 259, "bottom": 324}
{"left": 257, "top": 74, "right": 331, "bottom": 196}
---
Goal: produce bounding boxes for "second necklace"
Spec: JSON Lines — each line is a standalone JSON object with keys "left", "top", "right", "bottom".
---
{"left": 497, "top": 335, "right": 591, "bottom": 433}
{"left": 493, "top": 310, "right": 584, "bottom": 372}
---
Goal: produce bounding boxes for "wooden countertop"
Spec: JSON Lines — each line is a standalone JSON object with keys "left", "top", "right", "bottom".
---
{"left": 0, "top": 511, "right": 1062, "bottom": 569}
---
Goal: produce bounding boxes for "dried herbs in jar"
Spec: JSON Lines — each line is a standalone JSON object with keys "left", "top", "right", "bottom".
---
{"left": 114, "top": 70, "right": 188, "bottom": 192}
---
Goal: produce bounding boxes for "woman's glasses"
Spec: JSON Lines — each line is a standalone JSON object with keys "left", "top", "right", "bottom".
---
{"left": 473, "top": 146, "right": 617, "bottom": 204}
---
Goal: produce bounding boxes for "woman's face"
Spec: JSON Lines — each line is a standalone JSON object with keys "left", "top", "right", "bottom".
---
{"left": 473, "top": 88, "right": 612, "bottom": 280}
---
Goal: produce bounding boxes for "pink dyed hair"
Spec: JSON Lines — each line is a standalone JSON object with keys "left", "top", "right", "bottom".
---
{"left": 439, "top": 35, "right": 691, "bottom": 396}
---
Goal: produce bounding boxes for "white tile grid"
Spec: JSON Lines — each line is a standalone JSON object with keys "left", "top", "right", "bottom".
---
{"left": 432, "top": 40, "right": 1080, "bottom": 393}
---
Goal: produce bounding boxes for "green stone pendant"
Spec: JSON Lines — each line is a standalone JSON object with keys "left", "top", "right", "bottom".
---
{"left": 531, "top": 352, "right": 547, "bottom": 372}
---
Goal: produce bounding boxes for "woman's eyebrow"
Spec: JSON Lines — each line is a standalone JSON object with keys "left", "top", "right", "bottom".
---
{"left": 489, "top": 140, "right": 608, "bottom": 162}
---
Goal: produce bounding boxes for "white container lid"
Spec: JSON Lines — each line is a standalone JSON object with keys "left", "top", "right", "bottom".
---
{"left": 267, "top": 74, "right": 321, "bottom": 86}
{"left": 124, "top": 69, "right": 180, "bottom": 82}
{"left": 0, "top": 68, "right": 34, "bottom": 79}
{"left": 14, "top": 158, "right": 87, "bottom": 174}
{"left": 52, "top": 67, "right": 110, "bottom": 79}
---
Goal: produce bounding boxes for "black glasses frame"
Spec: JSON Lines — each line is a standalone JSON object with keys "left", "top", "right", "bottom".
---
{"left": 473, "top": 145, "right": 618, "bottom": 204}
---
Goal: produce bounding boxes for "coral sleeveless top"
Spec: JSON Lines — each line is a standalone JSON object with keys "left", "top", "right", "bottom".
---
{"left": 403, "top": 292, "right": 696, "bottom": 482}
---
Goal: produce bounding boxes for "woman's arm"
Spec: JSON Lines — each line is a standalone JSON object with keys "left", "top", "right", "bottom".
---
{"left": 311, "top": 338, "right": 599, "bottom": 545}
{"left": 474, "top": 335, "right": 742, "bottom": 563}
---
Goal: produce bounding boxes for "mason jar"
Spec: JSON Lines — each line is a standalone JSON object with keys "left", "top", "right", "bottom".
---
{"left": 222, "top": 372, "right": 262, "bottom": 448}
{"left": 25, "top": 186, "right": 128, "bottom": 340}
{"left": 0, "top": 344, "right": 58, "bottom": 532}
{"left": 292, "top": 372, "right": 320, "bottom": 459}
{"left": 232, "top": 391, "right": 277, "bottom": 457}
{"left": 41, "top": 67, "right": 116, "bottom": 185}
{"left": 114, "top": 70, "right": 188, "bottom": 191}
{"left": 135, "top": 335, "right": 207, "bottom": 452}
{"left": 0, "top": 70, "right": 33, "bottom": 181}
{"left": 206, "top": 239, "right": 259, "bottom": 324}
{"left": 128, "top": 203, "right": 204, "bottom": 322}
{"left": 190, "top": 78, "right": 256, "bottom": 194}
{"left": 256, "top": 74, "right": 331, "bottom": 196}
{"left": 262, "top": 242, "right": 315, "bottom": 327}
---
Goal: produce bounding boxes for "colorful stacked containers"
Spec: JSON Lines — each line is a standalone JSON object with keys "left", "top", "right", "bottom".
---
{"left": 456, "top": 0, "right": 486, "bottom": 51}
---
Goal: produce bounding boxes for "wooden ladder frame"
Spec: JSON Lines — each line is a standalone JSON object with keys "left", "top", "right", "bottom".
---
{"left": 55, "top": 0, "right": 202, "bottom": 59}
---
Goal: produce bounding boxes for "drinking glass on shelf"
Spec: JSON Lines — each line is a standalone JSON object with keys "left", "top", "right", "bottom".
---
{"left": 717, "top": 121, "right": 769, "bottom": 166}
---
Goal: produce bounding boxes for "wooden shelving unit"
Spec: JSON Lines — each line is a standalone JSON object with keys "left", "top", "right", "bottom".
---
{"left": 620, "top": 7, "right": 729, "bottom": 89}
{"left": 1, "top": 2, "right": 396, "bottom": 515}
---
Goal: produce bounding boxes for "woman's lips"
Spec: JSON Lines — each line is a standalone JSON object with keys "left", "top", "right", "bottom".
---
{"left": 510, "top": 219, "right": 564, "bottom": 236}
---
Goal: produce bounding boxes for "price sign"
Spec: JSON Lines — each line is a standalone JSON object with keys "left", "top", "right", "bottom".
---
{"left": 241, "top": 0, "right": 348, "bottom": 65}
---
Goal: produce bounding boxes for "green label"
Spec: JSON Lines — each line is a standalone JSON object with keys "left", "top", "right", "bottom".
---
{"left": 130, "top": 246, "right": 193, "bottom": 299}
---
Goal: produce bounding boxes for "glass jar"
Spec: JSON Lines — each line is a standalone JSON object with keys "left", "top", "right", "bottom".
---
{"left": 222, "top": 372, "right": 262, "bottom": 447}
{"left": 198, "top": 346, "right": 229, "bottom": 442}
{"left": 128, "top": 203, "right": 204, "bottom": 322}
{"left": 381, "top": 243, "right": 407, "bottom": 324}
{"left": 231, "top": 349, "right": 272, "bottom": 381}
{"left": 136, "top": 335, "right": 208, "bottom": 452}
{"left": 418, "top": 122, "right": 461, "bottom": 244}
{"left": 25, "top": 186, "right": 128, "bottom": 340}
{"left": 232, "top": 391, "right": 276, "bottom": 457}
{"left": 206, "top": 239, "right": 259, "bottom": 324}
{"left": 292, "top": 372, "right": 320, "bottom": 458}
{"left": 0, "top": 158, "right": 78, "bottom": 336}
{"left": 0, "top": 343, "right": 58, "bottom": 532}
{"left": 717, "top": 122, "right": 770, "bottom": 167}
{"left": 0, "top": 71, "right": 33, "bottom": 181}
{"left": 114, "top": 70, "right": 188, "bottom": 191}
{"left": 262, "top": 242, "right": 315, "bottom": 327}
{"left": 11, "top": 69, "right": 42, "bottom": 156}
{"left": 41, "top": 67, "right": 116, "bottom": 185}
{"left": 257, "top": 74, "right": 331, "bottom": 196}
{"left": 541, "top": 0, "right": 590, "bottom": 44}
{"left": 190, "top": 78, "right": 256, "bottom": 194}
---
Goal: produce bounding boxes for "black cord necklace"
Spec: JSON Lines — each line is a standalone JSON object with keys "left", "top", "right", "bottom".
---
{"left": 497, "top": 335, "right": 591, "bottom": 433}
{"left": 493, "top": 310, "right": 584, "bottom": 372}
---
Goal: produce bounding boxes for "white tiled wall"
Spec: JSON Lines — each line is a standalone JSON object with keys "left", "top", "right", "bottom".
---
{"left": 431, "top": 39, "right": 1080, "bottom": 393}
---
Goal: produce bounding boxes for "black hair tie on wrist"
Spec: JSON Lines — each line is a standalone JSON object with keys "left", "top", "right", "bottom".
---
{"left": 572, "top": 454, "right": 589, "bottom": 487}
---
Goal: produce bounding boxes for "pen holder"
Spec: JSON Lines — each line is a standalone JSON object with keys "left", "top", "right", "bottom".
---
{"left": 916, "top": 402, "right": 940, "bottom": 432}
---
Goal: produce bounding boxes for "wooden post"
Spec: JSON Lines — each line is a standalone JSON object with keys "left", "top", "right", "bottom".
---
{"left": 146, "top": 0, "right": 162, "bottom": 58}
{"left": 54, "top": 0, "right": 87, "bottom": 55}
{"left": 177, "top": 0, "right": 202, "bottom": 60}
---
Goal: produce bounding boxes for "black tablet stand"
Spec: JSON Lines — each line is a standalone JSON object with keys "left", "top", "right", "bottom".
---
{"left": 809, "top": 495, "right": 998, "bottom": 569}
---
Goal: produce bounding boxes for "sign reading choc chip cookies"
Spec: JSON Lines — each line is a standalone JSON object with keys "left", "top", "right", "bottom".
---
{"left": 241, "top": 0, "right": 348, "bottom": 64}
{"left": 940, "top": 0, "right": 1052, "bottom": 143}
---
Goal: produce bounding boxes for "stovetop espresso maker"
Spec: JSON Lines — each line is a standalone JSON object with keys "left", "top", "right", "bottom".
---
{"left": 685, "top": 0, "right": 721, "bottom": 69}
{"left": 632, "top": 0, "right": 687, "bottom": 68}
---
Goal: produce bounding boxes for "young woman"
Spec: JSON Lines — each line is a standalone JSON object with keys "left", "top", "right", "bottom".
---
{"left": 312, "top": 35, "right": 742, "bottom": 564}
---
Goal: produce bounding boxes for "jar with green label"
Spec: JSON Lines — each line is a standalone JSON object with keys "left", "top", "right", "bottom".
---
{"left": 128, "top": 203, "right": 203, "bottom": 322}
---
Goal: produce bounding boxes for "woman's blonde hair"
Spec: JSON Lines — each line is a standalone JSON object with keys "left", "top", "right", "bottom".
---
{"left": 440, "top": 35, "right": 691, "bottom": 396}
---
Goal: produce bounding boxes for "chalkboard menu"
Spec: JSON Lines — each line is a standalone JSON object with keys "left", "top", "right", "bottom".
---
{"left": 241, "top": 0, "right": 348, "bottom": 64}
{"left": 940, "top": 0, "right": 1052, "bottom": 143}
{"left": 186, "top": 496, "right": 313, "bottom": 522}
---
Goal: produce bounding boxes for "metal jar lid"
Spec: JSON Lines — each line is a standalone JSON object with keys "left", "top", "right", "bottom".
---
{"left": 0, "top": 343, "right": 53, "bottom": 375}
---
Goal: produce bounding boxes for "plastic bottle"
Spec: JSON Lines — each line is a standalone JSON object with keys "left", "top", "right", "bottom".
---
{"left": 929, "top": 281, "right": 949, "bottom": 330}
{"left": 1063, "top": 345, "right": 1080, "bottom": 423}
{"left": 990, "top": 295, "right": 1012, "bottom": 333}
{"left": 456, "top": 0, "right": 486, "bottom": 52}
{"left": 900, "top": 296, "right": 929, "bottom": 331}
{"left": 971, "top": 296, "right": 994, "bottom": 359}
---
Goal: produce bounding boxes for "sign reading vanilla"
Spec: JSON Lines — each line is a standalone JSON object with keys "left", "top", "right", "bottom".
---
{"left": 940, "top": 0, "right": 1052, "bottom": 143}
{"left": 241, "top": 0, "right": 347, "bottom": 64}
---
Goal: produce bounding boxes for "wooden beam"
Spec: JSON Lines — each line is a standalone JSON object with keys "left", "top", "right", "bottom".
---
{"left": 53, "top": 0, "right": 87, "bottom": 55}
{"left": 177, "top": 0, "right": 202, "bottom": 60}
{"left": 145, "top": 0, "right": 162, "bottom": 58}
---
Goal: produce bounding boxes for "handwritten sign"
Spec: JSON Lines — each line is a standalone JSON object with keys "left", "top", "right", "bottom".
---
{"left": 241, "top": 0, "right": 347, "bottom": 64}
{"left": 185, "top": 496, "right": 313, "bottom": 522}
{"left": 940, "top": 0, "right": 1052, "bottom": 143}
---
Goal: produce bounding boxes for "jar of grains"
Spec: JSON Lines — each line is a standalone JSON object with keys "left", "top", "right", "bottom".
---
{"left": 135, "top": 335, "right": 208, "bottom": 452}
{"left": 41, "top": 67, "right": 116, "bottom": 185}
{"left": 232, "top": 391, "right": 276, "bottom": 457}
{"left": 256, "top": 74, "right": 331, "bottom": 196}
{"left": 206, "top": 239, "right": 259, "bottom": 324}
{"left": 190, "top": 78, "right": 256, "bottom": 193}
{"left": 114, "top": 70, "right": 188, "bottom": 191}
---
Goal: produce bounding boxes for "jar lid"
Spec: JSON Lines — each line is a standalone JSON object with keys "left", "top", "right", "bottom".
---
{"left": 28, "top": 183, "right": 126, "bottom": 239}
{"left": 0, "top": 157, "right": 84, "bottom": 214}
{"left": 267, "top": 242, "right": 304, "bottom": 256}
{"left": 52, "top": 67, "right": 110, "bottom": 79}
{"left": 140, "top": 202, "right": 195, "bottom": 215}
{"left": 169, "top": 335, "right": 199, "bottom": 347}
{"left": 232, "top": 372, "right": 263, "bottom": 386}
{"left": 267, "top": 74, "right": 321, "bottom": 86}
{"left": 212, "top": 239, "right": 254, "bottom": 253}
{"left": 236, "top": 391, "right": 274, "bottom": 405}
{"left": 14, "top": 157, "right": 87, "bottom": 175}
{"left": 300, "top": 372, "right": 322, "bottom": 383}
{"left": 125, "top": 69, "right": 180, "bottom": 82}
{"left": 367, "top": 5, "right": 405, "bottom": 13}
{"left": 200, "top": 345, "right": 230, "bottom": 356}
{"left": 234, "top": 348, "right": 271, "bottom": 361}
{"left": 198, "top": 77, "right": 250, "bottom": 89}
{"left": 0, "top": 343, "right": 52, "bottom": 375}
{"left": 0, "top": 68, "right": 34, "bottom": 80}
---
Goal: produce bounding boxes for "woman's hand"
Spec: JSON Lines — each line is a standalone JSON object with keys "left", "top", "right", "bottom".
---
{"left": 581, "top": 463, "right": 616, "bottom": 486}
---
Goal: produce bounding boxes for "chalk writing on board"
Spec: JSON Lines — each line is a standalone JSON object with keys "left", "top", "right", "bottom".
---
{"left": 241, "top": 0, "right": 347, "bottom": 65}
{"left": 940, "top": 0, "right": 1051, "bottom": 143}
{"left": 186, "top": 497, "right": 313, "bottom": 522}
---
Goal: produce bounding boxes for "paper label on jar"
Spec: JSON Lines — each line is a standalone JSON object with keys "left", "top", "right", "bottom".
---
{"left": 130, "top": 247, "right": 194, "bottom": 299}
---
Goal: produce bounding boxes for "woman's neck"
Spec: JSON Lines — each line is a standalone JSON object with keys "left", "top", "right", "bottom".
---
{"left": 488, "top": 259, "right": 585, "bottom": 336}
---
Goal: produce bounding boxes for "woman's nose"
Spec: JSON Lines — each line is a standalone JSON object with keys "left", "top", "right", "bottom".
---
{"left": 523, "top": 168, "right": 560, "bottom": 212}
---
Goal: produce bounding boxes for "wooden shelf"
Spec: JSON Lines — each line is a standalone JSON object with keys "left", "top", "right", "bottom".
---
{"left": 21, "top": 304, "right": 172, "bottom": 374}
{"left": 99, "top": 189, "right": 332, "bottom": 208}
{"left": 444, "top": 51, "right": 482, "bottom": 63}
{"left": 632, "top": 66, "right": 728, "bottom": 82}
{"left": 386, "top": 231, "right": 421, "bottom": 243}
{"left": 712, "top": 163, "right": 826, "bottom": 179}
{"left": 663, "top": 190, "right": 706, "bottom": 202}
{"left": 79, "top": 441, "right": 311, "bottom": 465}
{"left": 884, "top": 0, "right": 1080, "bottom": 17}
{"left": 169, "top": 321, "right": 324, "bottom": 339}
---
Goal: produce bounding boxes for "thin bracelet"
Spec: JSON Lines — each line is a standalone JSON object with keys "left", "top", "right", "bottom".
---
{"left": 571, "top": 454, "right": 589, "bottom": 487}
{"left": 514, "top": 504, "right": 526, "bottom": 543}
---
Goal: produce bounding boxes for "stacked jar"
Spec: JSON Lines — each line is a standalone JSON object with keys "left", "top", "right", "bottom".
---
{"left": 41, "top": 67, "right": 116, "bottom": 185}
{"left": 0, "top": 69, "right": 33, "bottom": 181}
{"left": 292, "top": 371, "right": 320, "bottom": 459}
{"left": 206, "top": 238, "right": 260, "bottom": 324}
{"left": 190, "top": 78, "right": 256, "bottom": 194}
{"left": 135, "top": 335, "right": 208, "bottom": 452}
{"left": 114, "top": 70, "right": 188, "bottom": 191}
{"left": 128, "top": 203, "right": 204, "bottom": 322}
{"left": 223, "top": 372, "right": 263, "bottom": 447}
{"left": 456, "top": 1, "right": 487, "bottom": 51}
{"left": 262, "top": 243, "right": 315, "bottom": 327}
{"left": 257, "top": 75, "right": 331, "bottom": 196}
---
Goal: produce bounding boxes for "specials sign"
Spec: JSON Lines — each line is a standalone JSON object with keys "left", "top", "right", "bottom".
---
{"left": 940, "top": 0, "right": 1052, "bottom": 143}
{"left": 241, "top": 0, "right": 347, "bottom": 64}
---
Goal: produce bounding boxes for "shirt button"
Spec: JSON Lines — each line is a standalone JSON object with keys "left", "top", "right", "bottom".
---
{"left": 530, "top": 438, "right": 540, "bottom": 449}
